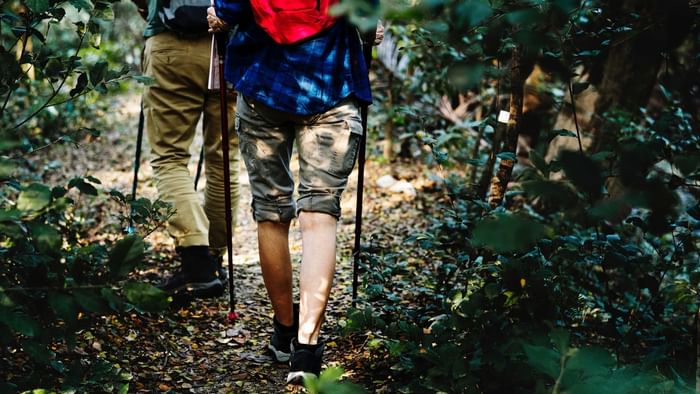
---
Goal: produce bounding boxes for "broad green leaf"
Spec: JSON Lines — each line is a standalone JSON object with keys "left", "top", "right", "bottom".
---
{"left": 529, "top": 150, "right": 549, "bottom": 177}
{"left": 74, "top": 289, "right": 109, "bottom": 313}
{"left": 123, "top": 282, "right": 170, "bottom": 313}
{"left": 549, "top": 329, "right": 570, "bottom": 354}
{"left": 455, "top": 0, "right": 492, "bottom": 27}
{"left": 0, "top": 311, "right": 39, "bottom": 337}
{"left": 472, "top": 215, "right": 545, "bottom": 253}
{"left": 559, "top": 150, "right": 602, "bottom": 198}
{"left": 565, "top": 347, "right": 615, "bottom": 375}
{"left": 132, "top": 75, "right": 155, "bottom": 85}
{"left": 68, "top": 0, "right": 91, "bottom": 10}
{"left": 522, "top": 180, "right": 579, "bottom": 209}
{"left": 17, "top": 183, "right": 51, "bottom": 212}
{"left": 48, "top": 292, "right": 78, "bottom": 322}
{"left": 28, "top": 222, "right": 62, "bottom": 256}
{"left": 70, "top": 72, "right": 88, "bottom": 97}
{"left": 497, "top": 151, "right": 517, "bottom": 162}
{"left": 523, "top": 344, "right": 560, "bottom": 379}
{"left": 101, "top": 288, "right": 125, "bottom": 312}
{"left": 0, "top": 158, "right": 16, "bottom": 179}
{"left": 89, "top": 61, "right": 108, "bottom": 86}
{"left": 0, "top": 209, "right": 22, "bottom": 222}
{"left": 674, "top": 155, "right": 700, "bottom": 176}
{"left": 24, "top": 0, "right": 50, "bottom": 14}
{"left": 108, "top": 235, "right": 145, "bottom": 280}
{"left": 68, "top": 177, "right": 99, "bottom": 196}
{"left": 22, "top": 340, "right": 54, "bottom": 364}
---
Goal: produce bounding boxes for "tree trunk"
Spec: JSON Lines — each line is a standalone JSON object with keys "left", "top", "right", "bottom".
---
{"left": 488, "top": 46, "right": 527, "bottom": 207}
{"left": 383, "top": 73, "right": 394, "bottom": 161}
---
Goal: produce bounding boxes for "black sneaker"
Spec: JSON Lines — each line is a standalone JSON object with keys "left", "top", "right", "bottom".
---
{"left": 286, "top": 340, "right": 323, "bottom": 385}
{"left": 159, "top": 246, "right": 224, "bottom": 298}
{"left": 268, "top": 303, "right": 300, "bottom": 363}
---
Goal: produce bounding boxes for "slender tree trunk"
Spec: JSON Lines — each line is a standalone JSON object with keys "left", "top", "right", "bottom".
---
{"left": 383, "top": 73, "right": 394, "bottom": 161}
{"left": 488, "top": 46, "right": 527, "bottom": 207}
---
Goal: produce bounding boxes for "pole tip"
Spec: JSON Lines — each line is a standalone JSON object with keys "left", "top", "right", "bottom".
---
{"left": 227, "top": 311, "right": 239, "bottom": 321}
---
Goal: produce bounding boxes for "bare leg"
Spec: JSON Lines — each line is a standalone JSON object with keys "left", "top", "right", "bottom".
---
{"left": 258, "top": 221, "right": 294, "bottom": 326}
{"left": 297, "top": 211, "right": 337, "bottom": 345}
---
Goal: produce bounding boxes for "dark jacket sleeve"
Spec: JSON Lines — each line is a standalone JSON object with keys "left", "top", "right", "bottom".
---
{"left": 214, "top": 0, "right": 251, "bottom": 27}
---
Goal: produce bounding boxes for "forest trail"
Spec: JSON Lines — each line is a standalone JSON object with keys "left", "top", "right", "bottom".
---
{"left": 38, "top": 93, "right": 427, "bottom": 392}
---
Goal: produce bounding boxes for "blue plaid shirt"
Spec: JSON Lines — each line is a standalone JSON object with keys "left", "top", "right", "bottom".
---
{"left": 214, "top": 1, "right": 372, "bottom": 116}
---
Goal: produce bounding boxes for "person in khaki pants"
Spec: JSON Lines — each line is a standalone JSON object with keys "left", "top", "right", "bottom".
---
{"left": 133, "top": 0, "right": 239, "bottom": 298}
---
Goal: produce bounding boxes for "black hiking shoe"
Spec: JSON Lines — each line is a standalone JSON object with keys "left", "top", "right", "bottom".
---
{"left": 159, "top": 246, "right": 224, "bottom": 298}
{"left": 268, "top": 303, "right": 300, "bottom": 363}
{"left": 286, "top": 339, "right": 323, "bottom": 385}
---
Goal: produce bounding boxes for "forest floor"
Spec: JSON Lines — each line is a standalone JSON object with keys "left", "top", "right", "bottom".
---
{"left": 21, "top": 92, "right": 438, "bottom": 393}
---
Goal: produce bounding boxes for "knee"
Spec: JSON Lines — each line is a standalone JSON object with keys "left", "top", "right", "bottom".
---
{"left": 298, "top": 211, "right": 337, "bottom": 232}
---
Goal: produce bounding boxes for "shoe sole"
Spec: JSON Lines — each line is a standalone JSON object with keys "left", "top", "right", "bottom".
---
{"left": 268, "top": 344, "right": 291, "bottom": 363}
{"left": 286, "top": 371, "right": 316, "bottom": 385}
{"left": 168, "top": 279, "right": 224, "bottom": 298}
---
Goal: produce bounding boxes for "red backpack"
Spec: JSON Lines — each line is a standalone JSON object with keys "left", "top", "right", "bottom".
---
{"left": 249, "top": 0, "right": 340, "bottom": 44}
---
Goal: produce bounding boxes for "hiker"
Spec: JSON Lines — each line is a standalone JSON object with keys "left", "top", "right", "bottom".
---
{"left": 132, "top": 0, "right": 240, "bottom": 298}
{"left": 208, "top": 0, "right": 381, "bottom": 384}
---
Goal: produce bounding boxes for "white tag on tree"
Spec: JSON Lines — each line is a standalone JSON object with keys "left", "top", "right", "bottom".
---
{"left": 498, "top": 110, "right": 510, "bottom": 124}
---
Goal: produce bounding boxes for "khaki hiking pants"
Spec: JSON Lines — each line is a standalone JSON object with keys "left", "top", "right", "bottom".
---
{"left": 143, "top": 31, "right": 239, "bottom": 250}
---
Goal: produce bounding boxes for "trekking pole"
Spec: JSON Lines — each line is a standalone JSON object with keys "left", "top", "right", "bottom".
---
{"left": 194, "top": 144, "right": 205, "bottom": 190}
{"left": 127, "top": 99, "right": 145, "bottom": 234}
{"left": 352, "top": 32, "right": 374, "bottom": 308}
{"left": 215, "top": 31, "right": 238, "bottom": 321}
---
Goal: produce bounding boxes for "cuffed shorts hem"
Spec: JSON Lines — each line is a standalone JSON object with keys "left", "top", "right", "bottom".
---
{"left": 251, "top": 197, "right": 296, "bottom": 223}
{"left": 296, "top": 193, "right": 342, "bottom": 219}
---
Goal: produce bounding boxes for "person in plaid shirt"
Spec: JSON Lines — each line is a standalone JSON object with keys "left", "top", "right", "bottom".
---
{"left": 208, "top": 0, "right": 380, "bottom": 385}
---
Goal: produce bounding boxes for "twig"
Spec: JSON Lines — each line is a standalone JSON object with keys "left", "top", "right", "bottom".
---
{"left": 12, "top": 22, "right": 87, "bottom": 130}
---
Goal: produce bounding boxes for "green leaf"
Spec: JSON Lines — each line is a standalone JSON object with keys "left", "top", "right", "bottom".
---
{"left": 559, "top": 150, "right": 602, "bottom": 198}
{"left": 0, "top": 311, "right": 39, "bottom": 337}
{"left": 17, "top": 183, "right": 51, "bottom": 212}
{"left": 123, "top": 282, "right": 170, "bottom": 313}
{"left": 0, "top": 209, "right": 22, "bottom": 222}
{"left": 497, "top": 151, "right": 517, "bottom": 162}
{"left": 455, "top": 0, "right": 493, "bottom": 27}
{"left": 674, "top": 155, "right": 700, "bottom": 176}
{"left": 108, "top": 235, "right": 145, "bottom": 280}
{"left": 522, "top": 180, "right": 579, "bottom": 209}
{"left": 48, "top": 292, "right": 78, "bottom": 322}
{"left": 70, "top": 72, "right": 89, "bottom": 97}
{"left": 132, "top": 75, "right": 155, "bottom": 85}
{"left": 74, "top": 289, "right": 109, "bottom": 313}
{"left": 24, "top": 0, "right": 50, "bottom": 14}
{"left": 101, "top": 288, "right": 125, "bottom": 312}
{"left": 523, "top": 344, "right": 560, "bottom": 379}
{"left": 0, "top": 158, "right": 17, "bottom": 179}
{"left": 68, "top": 0, "right": 91, "bottom": 10}
{"left": 529, "top": 150, "right": 549, "bottom": 177}
{"left": 68, "top": 177, "right": 99, "bottom": 196}
{"left": 28, "top": 222, "right": 62, "bottom": 256}
{"left": 472, "top": 215, "right": 545, "bottom": 253}
{"left": 550, "top": 329, "right": 570, "bottom": 354}
{"left": 89, "top": 61, "right": 108, "bottom": 86}
{"left": 565, "top": 347, "right": 615, "bottom": 375}
{"left": 22, "top": 340, "right": 54, "bottom": 364}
